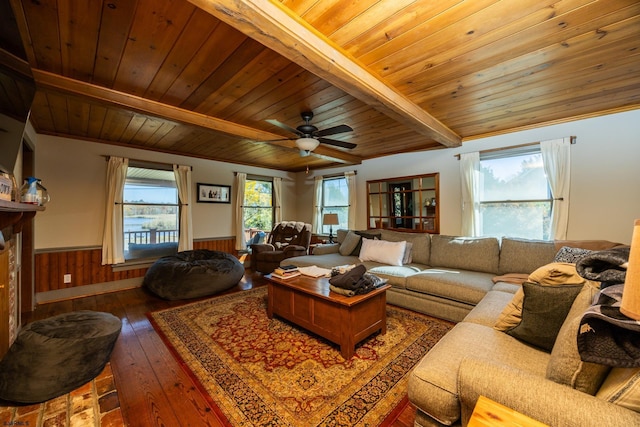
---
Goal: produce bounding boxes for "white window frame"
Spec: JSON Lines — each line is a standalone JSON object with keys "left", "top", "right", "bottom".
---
{"left": 122, "top": 164, "right": 179, "bottom": 260}
{"left": 243, "top": 177, "right": 274, "bottom": 245}
{"left": 478, "top": 146, "right": 553, "bottom": 240}
{"left": 321, "top": 176, "right": 349, "bottom": 233}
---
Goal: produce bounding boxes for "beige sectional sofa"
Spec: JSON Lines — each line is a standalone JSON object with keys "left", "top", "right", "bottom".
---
{"left": 284, "top": 229, "right": 639, "bottom": 426}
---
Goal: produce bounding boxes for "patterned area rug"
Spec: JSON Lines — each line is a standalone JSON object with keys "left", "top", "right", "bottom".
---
{"left": 148, "top": 287, "right": 453, "bottom": 426}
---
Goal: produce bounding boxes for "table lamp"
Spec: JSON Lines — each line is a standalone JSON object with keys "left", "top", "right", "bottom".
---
{"left": 323, "top": 213, "right": 339, "bottom": 244}
{"left": 621, "top": 219, "right": 640, "bottom": 320}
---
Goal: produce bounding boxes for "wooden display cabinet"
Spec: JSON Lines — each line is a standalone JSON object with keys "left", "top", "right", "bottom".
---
{"left": 367, "top": 173, "right": 439, "bottom": 233}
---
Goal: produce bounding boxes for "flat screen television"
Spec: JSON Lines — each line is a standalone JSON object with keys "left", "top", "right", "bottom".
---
{"left": 0, "top": 61, "right": 36, "bottom": 175}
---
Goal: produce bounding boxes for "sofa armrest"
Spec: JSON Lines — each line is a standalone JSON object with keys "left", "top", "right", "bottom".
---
{"left": 458, "top": 358, "right": 640, "bottom": 427}
{"left": 312, "top": 243, "right": 340, "bottom": 255}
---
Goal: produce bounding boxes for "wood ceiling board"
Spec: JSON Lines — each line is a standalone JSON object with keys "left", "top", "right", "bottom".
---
{"left": 92, "top": 0, "right": 139, "bottom": 87}
{"left": 409, "top": 18, "right": 640, "bottom": 106}
{"left": 113, "top": 0, "right": 197, "bottom": 96}
{"left": 188, "top": 0, "right": 461, "bottom": 147}
{"left": 143, "top": 9, "right": 223, "bottom": 101}
{"left": 390, "top": 1, "right": 640, "bottom": 92}
{"left": 57, "top": 1, "right": 102, "bottom": 81}
{"left": 17, "top": 0, "right": 61, "bottom": 73}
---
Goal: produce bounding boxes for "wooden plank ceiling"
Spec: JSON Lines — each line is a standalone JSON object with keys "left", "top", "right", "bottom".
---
{"left": 2, "top": 0, "right": 639, "bottom": 172}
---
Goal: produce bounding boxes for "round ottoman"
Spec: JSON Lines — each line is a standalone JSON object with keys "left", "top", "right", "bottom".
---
{"left": 143, "top": 249, "right": 245, "bottom": 300}
{"left": 0, "top": 310, "right": 122, "bottom": 403}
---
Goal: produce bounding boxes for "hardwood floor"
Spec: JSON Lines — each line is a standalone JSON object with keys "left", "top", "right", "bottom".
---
{"left": 22, "top": 270, "right": 417, "bottom": 426}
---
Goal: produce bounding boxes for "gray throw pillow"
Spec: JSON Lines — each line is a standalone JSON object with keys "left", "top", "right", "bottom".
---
{"left": 350, "top": 231, "right": 381, "bottom": 256}
{"left": 554, "top": 246, "right": 593, "bottom": 264}
{"left": 506, "top": 282, "right": 583, "bottom": 351}
{"left": 339, "top": 231, "right": 361, "bottom": 256}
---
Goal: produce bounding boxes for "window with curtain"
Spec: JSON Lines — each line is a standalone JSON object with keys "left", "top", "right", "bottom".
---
{"left": 122, "top": 165, "right": 179, "bottom": 260}
{"left": 478, "top": 146, "right": 552, "bottom": 240}
{"left": 321, "top": 177, "right": 349, "bottom": 233}
{"left": 243, "top": 178, "right": 273, "bottom": 246}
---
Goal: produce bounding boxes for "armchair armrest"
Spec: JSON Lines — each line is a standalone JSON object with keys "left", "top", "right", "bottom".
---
{"left": 312, "top": 243, "right": 340, "bottom": 255}
{"left": 283, "top": 244, "right": 307, "bottom": 256}
{"left": 250, "top": 243, "right": 275, "bottom": 255}
{"left": 458, "top": 358, "right": 639, "bottom": 427}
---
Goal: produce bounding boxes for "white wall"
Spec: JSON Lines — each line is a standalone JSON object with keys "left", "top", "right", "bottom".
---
{"left": 297, "top": 110, "right": 640, "bottom": 245}
{"left": 30, "top": 109, "right": 640, "bottom": 249}
{"left": 33, "top": 135, "right": 297, "bottom": 249}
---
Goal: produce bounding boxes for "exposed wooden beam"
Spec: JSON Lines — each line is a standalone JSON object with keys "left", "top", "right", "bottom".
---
{"left": 187, "top": 0, "right": 461, "bottom": 148}
{"left": 31, "top": 69, "right": 361, "bottom": 165}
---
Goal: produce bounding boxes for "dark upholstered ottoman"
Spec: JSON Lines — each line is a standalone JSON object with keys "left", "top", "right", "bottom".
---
{"left": 0, "top": 311, "right": 121, "bottom": 403}
{"left": 143, "top": 249, "right": 245, "bottom": 300}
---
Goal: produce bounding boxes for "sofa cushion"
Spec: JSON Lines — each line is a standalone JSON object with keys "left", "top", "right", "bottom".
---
{"left": 546, "top": 283, "right": 610, "bottom": 395}
{"left": 505, "top": 282, "right": 583, "bottom": 351}
{"left": 430, "top": 235, "right": 499, "bottom": 274}
{"left": 367, "top": 265, "right": 422, "bottom": 289}
{"left": 379, "top": 229, "right": 431, "bottom": 265}
{"left": 339, "top": 231, "right": 361, "bottom": 255}
{"left": 498, "top": 237, "right": 557, "bottom": 275}
{"left": 464, "top": 290, "right": 516, "bottom": 327}
{"left": 285, "top": 253, "right": 360, "bottom": 269}
{"left": 408, "top": 322, "right": 550, "bottom": 425}
{"left": 406, "top": 269, "right": 495, "bottom": 306}
{"left": 596, "top": 367, "right": 640, "bottom": 413}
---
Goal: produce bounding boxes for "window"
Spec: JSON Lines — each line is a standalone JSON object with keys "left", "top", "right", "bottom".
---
{"left": 243, "top": 178, "right": 273, "bottom": 246}
{"left": 122, "top": 166, "right": 179, "bottom": 260}
{"left": 478, "top": 147, "right": 552, "bottom": 240}
{"left": 322, "top": 177, "right": 349, "bottom": 233}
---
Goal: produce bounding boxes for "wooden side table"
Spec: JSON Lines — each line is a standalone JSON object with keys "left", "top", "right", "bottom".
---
{"left": 468, "top": 396, "right": 549, "bottom": 427}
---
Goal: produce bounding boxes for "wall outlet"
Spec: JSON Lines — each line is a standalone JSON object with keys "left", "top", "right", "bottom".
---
{"left": 63, "top": 274, "right": 71, "bottom": 284}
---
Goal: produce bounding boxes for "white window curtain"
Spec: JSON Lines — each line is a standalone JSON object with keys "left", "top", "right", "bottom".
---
{"left": 541, "top": 137, "right": 571, "bottom": 240}
{"left": 101, "top": 156, "right": 128, "bottom": 265}
{"left": 312, "top": 176, "right": 323, "bottom": 234}
{"left": 460, "top": 152, "right": 480, "bottom": 236}
{"left": 234, "top": 172, "right": 247, "bottom": 250}
{"left": 346, "top": 171, "right": 357, "bottom": 229}
{"left": 173, "top": 164, "right": 193, "bottom": 251}
{"left": 273, "top": 177, "right": 282, "bottom": 223}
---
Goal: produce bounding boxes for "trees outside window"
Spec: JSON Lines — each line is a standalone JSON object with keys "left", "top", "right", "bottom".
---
{"left": 479, "top": 149, "right": 552, "bottom": 240}
{"left": 243, "top": 179, "right": 273, "bottom": 244}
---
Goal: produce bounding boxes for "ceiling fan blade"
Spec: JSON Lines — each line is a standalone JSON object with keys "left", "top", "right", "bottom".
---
{"left": 315, "top": 124, "right": 353, "bottom": 137}
{"left": 318, "top": 137, "right": 357, "bottom": 149}
{"left": 265, "top": 119, "right": 303, "bottom": 136}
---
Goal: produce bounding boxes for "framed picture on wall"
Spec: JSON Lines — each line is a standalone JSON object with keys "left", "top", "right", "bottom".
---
{"left": 197, "top": 183, "right": 231, "bottom": 203}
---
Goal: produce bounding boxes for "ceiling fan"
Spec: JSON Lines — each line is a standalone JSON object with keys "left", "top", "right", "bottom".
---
{"left": 265, "top": 111, "right": 356, "bottom": 156}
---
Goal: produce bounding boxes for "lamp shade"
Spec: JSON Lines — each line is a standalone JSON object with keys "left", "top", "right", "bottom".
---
{"left": 322, "top": 213, "right": 339, "bottom": 226}
{"left": 621, "top": 219, "right": 640, "bottom": 320}
{"left": 296, "top": 137, "right": 319, "bottom": 152}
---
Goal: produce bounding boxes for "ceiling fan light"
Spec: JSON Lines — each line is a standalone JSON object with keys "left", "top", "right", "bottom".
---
{"left": 296, "top": 137, "right": 319, "bottom": 151}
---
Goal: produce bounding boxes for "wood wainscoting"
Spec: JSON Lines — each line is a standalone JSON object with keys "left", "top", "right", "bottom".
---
{"left": 34, "top": 237, "right": 236, "bottom": 293}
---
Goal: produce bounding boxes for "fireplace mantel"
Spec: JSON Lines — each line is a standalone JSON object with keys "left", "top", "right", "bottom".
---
{"left": 0, "top": 200, "right": 44, "bottom": 233}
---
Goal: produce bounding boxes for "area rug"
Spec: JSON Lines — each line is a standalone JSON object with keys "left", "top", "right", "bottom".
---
{"left": 148, "top": 287, "right": 453, "bottom": 426}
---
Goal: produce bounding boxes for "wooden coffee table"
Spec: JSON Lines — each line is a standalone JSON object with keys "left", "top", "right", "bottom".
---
{"left": 265, "top": 273, "right": 391, "bottom": 359}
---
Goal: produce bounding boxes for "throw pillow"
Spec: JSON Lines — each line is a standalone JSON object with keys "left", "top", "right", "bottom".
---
{"left": 596, "top": 367, "right": 640, "bottom": 412}
{"left": 339, "top": 231, "right": 361, "bottom": 256}
{"left": 546, "top": 283, "right": 611, "bottom": 394}
{"left": 554, "top": 246, "right": 593, "bottom": 264}
{"left": 402, "top": 242, "right": 413, "bottom": 264}
{"left": 494, "top": 262, "right": 587, "bottom": 332}
{"left": 359, "top": 238, "right": 406, "bottom": 266}
{"left": 505, "top": 281, "right": 583, "bottom": 351}
{"left": 350, "top": 230, "right": 381, "bottom": 256}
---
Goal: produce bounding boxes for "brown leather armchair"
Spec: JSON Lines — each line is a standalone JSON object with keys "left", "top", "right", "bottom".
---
{"left": 250, "top": 221, "right": 312, "bottom": 273}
